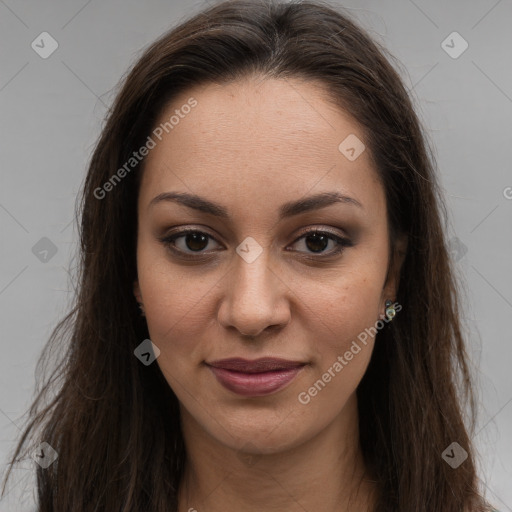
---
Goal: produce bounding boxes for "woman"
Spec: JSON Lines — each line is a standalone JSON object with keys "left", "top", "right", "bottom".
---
{"left": 1, "top": 0, "right": 497, "bottom": 510}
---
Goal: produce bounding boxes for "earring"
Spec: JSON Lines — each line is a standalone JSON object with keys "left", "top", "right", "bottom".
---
{"left": 137, "top": 302, "right": 145, "bottom": 317}
{"left": 385, "top": 299, "right": 396, "bottom": 321}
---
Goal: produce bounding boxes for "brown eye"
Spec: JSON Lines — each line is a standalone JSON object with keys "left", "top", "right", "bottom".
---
{"left": 304, "top": 232, "right": 329, "bottom": 253}
{"left": 182, "top": 232, "right": 209, "bottom": 251}
{"left": 160, "top": 229, "right": 221, "bottom": 255}
{"left": 288, "top": 229, "right": 353, "bottom": 257}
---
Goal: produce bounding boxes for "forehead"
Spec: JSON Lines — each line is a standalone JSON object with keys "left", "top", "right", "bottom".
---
{"left": 139, "top": 77, "right": 384, "bottom": 218}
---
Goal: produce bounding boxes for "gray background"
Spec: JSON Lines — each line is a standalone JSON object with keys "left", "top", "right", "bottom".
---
{"left": 1, "top": 0, "right": 511, "bottom": 509}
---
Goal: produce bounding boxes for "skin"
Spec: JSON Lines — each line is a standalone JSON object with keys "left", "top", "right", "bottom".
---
{"left": 133, "top": 76, "right": 406, "bottom": 512}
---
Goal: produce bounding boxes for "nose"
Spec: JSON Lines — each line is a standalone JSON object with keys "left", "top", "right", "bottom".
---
{"left": 217, "top": 247, "right": 291, "bottom": 338}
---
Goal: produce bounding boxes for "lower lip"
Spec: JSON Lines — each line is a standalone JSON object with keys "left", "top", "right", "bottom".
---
{"left": 207, "top": 365, "right": 305, "bottom": 396}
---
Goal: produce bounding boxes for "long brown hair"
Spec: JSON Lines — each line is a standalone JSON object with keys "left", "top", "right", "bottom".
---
{"left": 2, "top": 0, "right": 491, "bottom": 510}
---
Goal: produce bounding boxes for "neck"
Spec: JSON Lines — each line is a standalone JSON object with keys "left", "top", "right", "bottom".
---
{"left": 177, "top": 393, "right": 377, "bottom": 512}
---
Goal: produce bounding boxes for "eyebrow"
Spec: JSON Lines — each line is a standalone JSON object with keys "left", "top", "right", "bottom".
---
{"left": 148, "top": 190, "right": 363, "bottom": 219}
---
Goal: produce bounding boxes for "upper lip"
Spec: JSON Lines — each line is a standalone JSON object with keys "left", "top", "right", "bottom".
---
{"left": 206, "top": 357, "right": 306, "bottom": 373}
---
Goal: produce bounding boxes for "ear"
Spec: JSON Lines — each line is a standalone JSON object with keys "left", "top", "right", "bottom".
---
{"left": 382, "top": 233, "right": 408, "bottom": 304}
{"left": 133, "top": 279, "right": 143, "bottom": 304}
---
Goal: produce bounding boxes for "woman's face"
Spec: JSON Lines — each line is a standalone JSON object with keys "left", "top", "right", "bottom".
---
{"left": 134, "top": 77, "right": 401, "bottom": 454}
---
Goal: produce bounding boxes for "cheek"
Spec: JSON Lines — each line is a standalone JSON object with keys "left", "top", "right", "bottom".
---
{"left": 287, "top": 254, "right": 386, "bottom": 405}
{"left": 292, "top": 263, "right": 385, "bottom": 352}
{"left": 293, "top": 271, "right": 382, "bottom": 413}
{"left": 137, "top": 249, "right": 221, "bottom": 364}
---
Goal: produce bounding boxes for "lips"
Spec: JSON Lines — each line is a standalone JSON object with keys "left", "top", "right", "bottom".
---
{"left": 205, "top": 357, "right": 307, "bottom": 397}
{"left": 206, "top": 357, "right": 306, "bottom": 373}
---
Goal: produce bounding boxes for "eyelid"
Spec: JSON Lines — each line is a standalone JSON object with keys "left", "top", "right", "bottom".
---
{"left": 291, "top": 225, "right": 349, "bottom": 243}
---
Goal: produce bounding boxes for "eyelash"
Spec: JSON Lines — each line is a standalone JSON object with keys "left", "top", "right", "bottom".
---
{"left": 159, "top": 227, "right": 353, "bottom": 259}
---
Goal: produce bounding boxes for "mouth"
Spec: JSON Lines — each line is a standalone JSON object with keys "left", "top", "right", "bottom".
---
{"left": 206, "top": 357, "right": 306, "bottom": 372}
{"left": 205, "top": 357, "right": 307, "bottom": 396}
